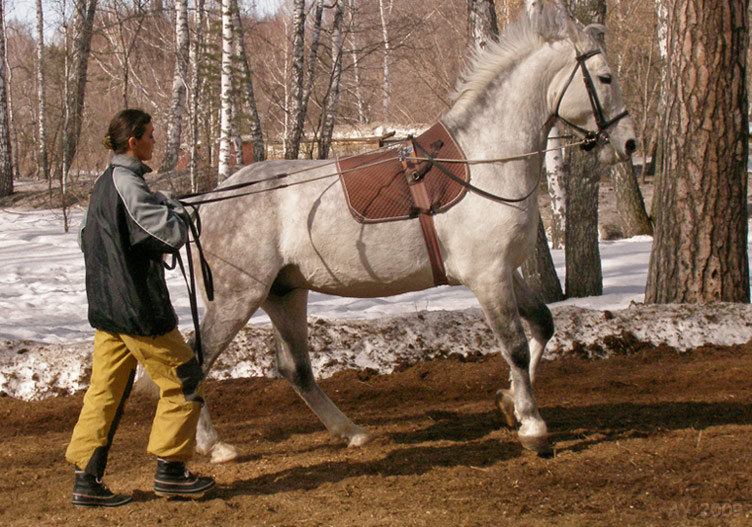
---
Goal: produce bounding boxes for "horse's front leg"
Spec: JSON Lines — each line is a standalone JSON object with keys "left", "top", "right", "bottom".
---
{"left": 471, "top": 272, "right": 550, "bottom": 455}
{"left": 497, "top": 271, "right": 555, "bottom": 428}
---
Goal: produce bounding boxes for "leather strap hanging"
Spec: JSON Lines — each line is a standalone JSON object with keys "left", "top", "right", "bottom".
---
{"left": 399, "top": 138, "right": 449, "bottom": 286}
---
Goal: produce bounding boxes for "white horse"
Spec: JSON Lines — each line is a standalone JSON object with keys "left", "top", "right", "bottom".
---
{"left": 189, "top": 5, "right": 636, "bottom": 462}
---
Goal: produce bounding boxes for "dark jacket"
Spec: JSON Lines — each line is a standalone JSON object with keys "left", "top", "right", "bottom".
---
{"left": 81, "top": 155, "right": 188, "bottom": 336}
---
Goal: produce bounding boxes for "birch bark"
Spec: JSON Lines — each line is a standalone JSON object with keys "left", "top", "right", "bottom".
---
{"left": 218, "top": 0, "right": 234, "bottom": 182}
{"left": 160, "top": 0, "right": 190, "bottom": 173}
{"left": 35, "top": 0, "right": 48, "bottom": 181}
{"left": 377, "top": 0, "right": 392, "bottom": 119}
{"left": 0, "top": 0, "right": 12, "bottom": 197}
{"left": 189, "top": 0, "right": 205, "bottom": 192}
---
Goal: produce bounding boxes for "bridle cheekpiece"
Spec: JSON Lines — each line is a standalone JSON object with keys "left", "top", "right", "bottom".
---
{"left": 553, "top": 48, "right": 630, "bottom": 151}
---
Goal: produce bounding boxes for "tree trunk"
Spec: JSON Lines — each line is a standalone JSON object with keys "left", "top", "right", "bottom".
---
{"left": 62, "top": 0, "right": 98, "bottom": 182}
{"left": 378, "top": 0, "right": 392, "bottom": 119}
{"left": 0, "top": 0, "right": 12, "bottom": 197}
{"left": 347, "top": 0, "right": 366, "bottom": 124}
{"left": 35, "top": 0, "right": 48, "bottom": 181}
{"left": 160, "top": 0, "right": 190, "bottom": 173}
{"left": 519, "top": 215, "right": 565, "bottom": 303}
{"left": 528, "top": 0, "right": 567, "bottom": 253}
{"left": 605, "top": 0, "right": 652, "bottom": 238}
{"left": 562, "top": 0, "right": 606, "bottom": 297}
{"left": 544, "top": 125, "right": 567, "bottom": 249}
{"left": 218, "top": 0, "right": 234, "bottom": 182}
{"left": 565, "top": 149, "right": 602, "bottom": 297}
{"left": 3, "top": 11, "right": 16, "bottom": 183}
{"left": 285, "top": 0, "right": 326, "bottom": 159}
{"left": 611, "top": 161, "right": 652, "bottom": 237}
{"left": 468, "top": 0, "right": 499, "bottom": 49}
{"left": 318, "top": 0, "right": 345, "bottom": 160}
{"left": 645, "top": 0, "right": 749, "bottom": 303}
{"left": 189, "top": 0, "right": 205, "bottom": 192}
{"left": 232, "top": 0, "right": 265, "bottom": 162}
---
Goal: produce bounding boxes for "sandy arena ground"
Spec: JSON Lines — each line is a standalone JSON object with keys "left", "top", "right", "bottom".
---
{"left": 1, "top": 339, "right": 751, "bottom": 526}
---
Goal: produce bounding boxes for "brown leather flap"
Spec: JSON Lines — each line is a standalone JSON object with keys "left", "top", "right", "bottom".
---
{"left": 337, "top": 121, "right": 469, "bottom": 223}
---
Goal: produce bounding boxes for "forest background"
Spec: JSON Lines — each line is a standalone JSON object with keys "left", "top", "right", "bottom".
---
{"left": 0, "top": 0, "right": 749, "bottom": 307}
{"left": 2, "top": 0, "right": 658, "bottom": 187}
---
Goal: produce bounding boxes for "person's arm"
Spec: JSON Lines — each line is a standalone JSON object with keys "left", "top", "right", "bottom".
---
{"left": 112, "top": 167, "right": 188, "bottom": 254}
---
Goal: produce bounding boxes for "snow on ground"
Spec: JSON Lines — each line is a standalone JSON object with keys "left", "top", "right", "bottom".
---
{"left": 2, "top": 208, "right": 752, "bottom": 401}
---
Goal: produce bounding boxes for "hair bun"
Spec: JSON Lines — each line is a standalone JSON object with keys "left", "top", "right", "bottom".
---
{"left": 103, "top": 135, "right": 113, "bottom": 150}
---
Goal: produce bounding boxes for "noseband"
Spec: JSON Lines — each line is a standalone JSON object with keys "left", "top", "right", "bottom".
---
{"left": 554, "top": 48, "right": 630, "bottom": 151}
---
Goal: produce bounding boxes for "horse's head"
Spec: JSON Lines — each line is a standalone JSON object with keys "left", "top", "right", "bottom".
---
{"left": 550, "top": 14, "right": 637, "bottom": 164}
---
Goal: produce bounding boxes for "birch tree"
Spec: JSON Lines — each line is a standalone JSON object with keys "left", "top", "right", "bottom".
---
{"left": 3, "top": 11, "right": 16, "bottom": 182}
{"left": 159, "top": 0, "right": 190, "bottom": 173}
{"left": 645, "top": 0, "right": 749, "bottom": 303}
{"left": 286, "top": 0, "right": 325, "bottom": 159}
{"left": 347, "top": 0, "right": 365, "bottom": 124}
{"left": 468, "top": 0, "right": 498, "bottom": 49}
{"left": 218, "top": 0, "right": 234, "bottom": 181}
{"left": 377, "top": 0, "right": 392, "bottom": 119}
{"left": 527, "top": 0, "right": 566, "bottom": 250}
{"left": 317, "top": 0, "right": 344, "bottom": 159}
{"left": 189, "top": 0, "right": 205, "bottom": 191}
{"left": 35, "top": 0, "right": 48, "bottom": 180}
{"left": 0, "top": 0, "right": 12, "bottom": 197}
{"left": 232, "top": 0, "right": 265, "bottom": 162}
{"left": 284, "top": 0, "right": 307, "bottom": 158}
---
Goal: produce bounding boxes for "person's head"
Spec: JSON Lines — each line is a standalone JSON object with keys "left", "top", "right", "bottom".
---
{"left": 103, "top": 109, "right": 155, "bottom": 161}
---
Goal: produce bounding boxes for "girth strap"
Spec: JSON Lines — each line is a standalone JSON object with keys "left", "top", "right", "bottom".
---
{"left": 399, "top": 139, "right": 449, "bottom": 286}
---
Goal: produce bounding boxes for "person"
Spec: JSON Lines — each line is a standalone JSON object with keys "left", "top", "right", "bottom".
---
{"left": 65, "top": 109, "right": 215, "bottom": 507}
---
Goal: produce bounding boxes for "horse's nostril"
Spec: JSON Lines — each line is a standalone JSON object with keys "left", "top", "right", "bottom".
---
{"left": 625, "top": 139, "right": 637, "bottom": 155}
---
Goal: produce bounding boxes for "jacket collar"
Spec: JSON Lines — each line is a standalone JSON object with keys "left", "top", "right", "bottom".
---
{"left": 111, "top": 154, "right": 152, "bottom": 178}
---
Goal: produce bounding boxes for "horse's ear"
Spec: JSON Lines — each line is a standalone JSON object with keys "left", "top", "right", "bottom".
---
{"left": 563, "top": 13, "right": 583, "bottom": 48}
{"left": 583, "top": 23, "right": 608, "bottom": 45}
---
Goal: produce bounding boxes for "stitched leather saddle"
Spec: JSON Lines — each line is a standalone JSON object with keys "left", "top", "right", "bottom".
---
{"left": 337, "top": 121, "right": 469, "bottom": 223}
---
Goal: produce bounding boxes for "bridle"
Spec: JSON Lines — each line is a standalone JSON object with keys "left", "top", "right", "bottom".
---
{"left": 553, "top": 48, "right": 630, "bottom": 151}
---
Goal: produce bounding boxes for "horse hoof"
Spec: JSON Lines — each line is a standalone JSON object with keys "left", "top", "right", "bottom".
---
{"left": 347, "top": 432, "right": 372, "bottom": 448}
{"left": 495, "top": 389, "right": 516, "bottom": 428}
{"left": 519, "top": 433, "right": 553, "bottom": 457}
{"left": 210, "top": 442, "right": 239, "bottom": 463}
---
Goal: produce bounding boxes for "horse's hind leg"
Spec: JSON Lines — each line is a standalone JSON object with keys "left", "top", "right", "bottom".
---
{"left": 263, "top": 288, "right": 371, "bottom": 447}
{"left": 497, "top": 271, "right": 555, "bottom": 428}
{"left": 470, "top": 270, "right": 550, "bottom": 455}
{"left": 194, "top": 288, "right": 267, "bottom": 463}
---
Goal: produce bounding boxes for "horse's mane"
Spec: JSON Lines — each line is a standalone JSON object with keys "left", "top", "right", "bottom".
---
{"left": 452, "top": 5, "right": 573, "bottom": 116}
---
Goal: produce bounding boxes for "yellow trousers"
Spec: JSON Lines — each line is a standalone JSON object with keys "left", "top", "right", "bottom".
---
{"left": 66, "top": 328, "right": 204, "bottom": 477}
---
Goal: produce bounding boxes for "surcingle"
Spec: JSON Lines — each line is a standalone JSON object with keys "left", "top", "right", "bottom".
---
{"left": 337, "top": 121, "right": 469, "bottom": 224}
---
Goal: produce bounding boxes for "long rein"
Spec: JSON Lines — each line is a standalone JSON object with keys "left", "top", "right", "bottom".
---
{"left": 177, "top": 135, "right": 593, "bottom": 208}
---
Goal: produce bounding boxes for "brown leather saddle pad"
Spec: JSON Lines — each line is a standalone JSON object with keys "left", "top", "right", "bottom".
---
{"left": 337, "top": 121, "right": 469, "bottom": 223}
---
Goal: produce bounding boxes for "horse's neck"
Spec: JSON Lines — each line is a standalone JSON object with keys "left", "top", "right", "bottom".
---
{"left": 442, "top": 45, "right": 566, "bottom": 188}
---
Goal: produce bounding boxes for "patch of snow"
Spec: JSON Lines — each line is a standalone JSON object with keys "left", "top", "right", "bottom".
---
{"left": 1, "top": 209, "right": 751, "bottom": 401}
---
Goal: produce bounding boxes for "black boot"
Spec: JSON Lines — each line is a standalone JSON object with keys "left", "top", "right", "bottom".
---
{"left": 72, "top": 468, "right": 132, "bottom": 507}
{"left": 153, "top": 458, "right": 215, "bottom": 498}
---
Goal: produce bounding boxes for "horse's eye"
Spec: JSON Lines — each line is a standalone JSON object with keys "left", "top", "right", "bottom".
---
{"left": 598, "top": 74, "right": 612, "bottom": 85}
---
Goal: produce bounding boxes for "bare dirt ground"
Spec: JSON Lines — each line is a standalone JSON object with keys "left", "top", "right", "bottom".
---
{"left": 1, "top": 341, "right": 751, "bottom": 527}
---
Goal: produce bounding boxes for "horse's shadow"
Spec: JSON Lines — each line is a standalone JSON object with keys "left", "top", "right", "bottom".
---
{"left": 543, "top": 400, "right": 752, "bottom": 454}
{"left": 221, "top": 437, "right": 522, "bottom": 498}
{"left": 220, "top": 399, "right": 752, "bottom": 498}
